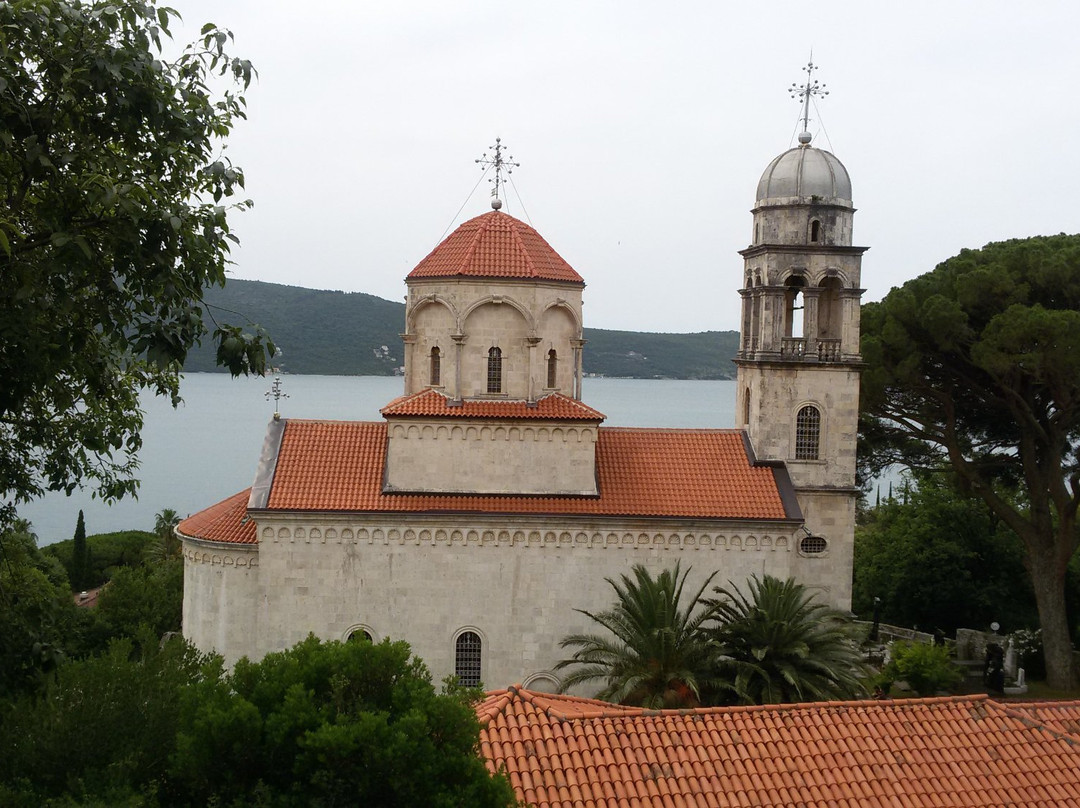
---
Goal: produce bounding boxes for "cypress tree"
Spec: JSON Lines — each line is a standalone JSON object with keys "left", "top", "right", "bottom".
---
{"left": 72, "top": 510, "right": 88, "bottom": 590}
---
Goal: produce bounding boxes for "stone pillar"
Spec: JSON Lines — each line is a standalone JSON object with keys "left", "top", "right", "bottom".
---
{"left": 802, "top": 288, "right": 821, "bottom": 357}
{"left": 400, "top": 334, "right": 416, "bottom": 394}
{"left": 525, "top": 336, "right": 541, "bottom": 403}
{"left": 451, "top": 333, "right": 466, "bottom": 402}
{"left": 571, "top": 338, "right": 586, "bottom": 400}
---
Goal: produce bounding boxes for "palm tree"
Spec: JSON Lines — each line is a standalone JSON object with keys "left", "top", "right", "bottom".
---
{"left": 147, "top": 508, "right": 182, "bottom": 563}
{"left": 555, "top": 564, "right": 723, "bottom": 708}
{"left": 705, "top": 574, "right": 869, "bottom": 705}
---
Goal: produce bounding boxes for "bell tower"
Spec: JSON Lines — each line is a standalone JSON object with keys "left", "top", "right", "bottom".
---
{"left": 734, "top": 61, "right": 866, "bottom": 606}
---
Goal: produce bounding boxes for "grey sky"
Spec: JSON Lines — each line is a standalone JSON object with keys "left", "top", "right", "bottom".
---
{"left": 173, "top": 1, "right": 1079, "bottom": 334}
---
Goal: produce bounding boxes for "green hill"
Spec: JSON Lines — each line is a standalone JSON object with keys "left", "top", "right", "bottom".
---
{"left": 184, "top": 279, "right": 738, "bottom": 380}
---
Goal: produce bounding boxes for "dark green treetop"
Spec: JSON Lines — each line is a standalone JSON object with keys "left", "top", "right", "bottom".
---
{"left": 859, "top": 234, "right": 1080, "bottom": 689}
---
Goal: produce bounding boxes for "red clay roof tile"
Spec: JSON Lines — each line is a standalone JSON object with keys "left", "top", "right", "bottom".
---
{"left": 260, "top": 420, "right": 786, "bottom": 519}
{"left": 381, "top": 388, "right": 605, "bottom": 421}
{"left": 475, "top": 689, "right": 1080, "bottom": 808}
{"left": 407, "top": 210, "right": 584, "bottom": 283}
{"left": 177, "top": 489, "right": 256, "bottom": 544}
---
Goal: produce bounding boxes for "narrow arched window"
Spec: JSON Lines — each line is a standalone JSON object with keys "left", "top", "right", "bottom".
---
{"left": 810, "top": 219, "right": 821, "bottom": 242}
{"left": 455, "top": 631, "right": 482, "bottom": 687}
{"left": 546, "top": 349, "right": 558, "bottom": 388}
{"left": 795, "top": 405, "right": 821, "bottom": 460}
{"left": 487, "top": 347, "right": 502, "bottom": 394}
{"left": 743, "top": 387, "right": 751, "bottom": 426}
{"left": 429, "top": 346, "right": 441, "bottom": 386}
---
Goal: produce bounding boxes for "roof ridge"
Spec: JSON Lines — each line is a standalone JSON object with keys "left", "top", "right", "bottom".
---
{"left": 507, "top": 216, "right": 539, "bottom": 278}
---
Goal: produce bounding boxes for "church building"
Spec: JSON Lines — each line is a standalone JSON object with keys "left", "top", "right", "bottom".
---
{"left": 179, "top": 116, "right": 865, "bottom": 690}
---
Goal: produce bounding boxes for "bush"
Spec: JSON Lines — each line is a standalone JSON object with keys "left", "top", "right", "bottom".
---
{"left": 883, "top": 641, "right": 962, "bottom": 696}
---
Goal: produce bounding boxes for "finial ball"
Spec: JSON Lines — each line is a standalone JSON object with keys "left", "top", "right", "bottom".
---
{"left": 491, "top": 198, "right": 503, "bottom": 210}
{"left": 798, "top": 131, "right": 812, "bottom": 145}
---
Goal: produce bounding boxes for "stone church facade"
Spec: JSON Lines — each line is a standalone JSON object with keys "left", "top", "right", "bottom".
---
{"left": 179, "top": 135, "right": 865, "bottom": 691}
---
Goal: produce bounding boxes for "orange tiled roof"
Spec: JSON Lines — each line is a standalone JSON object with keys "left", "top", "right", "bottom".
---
{"left": 261, "top": 421, "right": 787, "bottom": 519}
{"left": 381, "top": 389, "right": 605, "bottom": 421}
{"left": 177, "top": 489, "right": 256, "bottom": 545}
{"left": 407, "top": 211, "right": 584, "bottom": 283}
{"left": 477, "top": 687, "right": 1080, "bottom": 808}
{"left": 1005, "top": 700, "right": 1080, "bottom": 738}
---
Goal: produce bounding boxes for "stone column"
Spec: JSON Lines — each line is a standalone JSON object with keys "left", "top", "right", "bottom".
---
{"left": 571, "top": 338, "right": 586, "bottom": 400}
{"left": 525, "top": 336, "right": 541, "bottom": 403}
{"left": 802, "top": 288, "right": 821, "bottom": 358}
{"left": 451, "top": 333, "right": 466, "bottom": 402}
{"left": 400, "top": 334, "right": 417, "bottom": 394}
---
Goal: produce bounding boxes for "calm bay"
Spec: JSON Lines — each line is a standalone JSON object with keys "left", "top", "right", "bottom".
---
{"left": 20, "top": 375, "right": 737, "bottom": 545}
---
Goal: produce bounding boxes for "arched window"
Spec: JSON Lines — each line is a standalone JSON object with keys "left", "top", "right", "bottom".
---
{"left": 795, "top": 405, "right": 821, "bottom": 460}
{"left": 455, "top": 631, "right": 482, "bottom": 687}
{"left": 546, "top": 349, "right": 558, "bottom": 388}
{"left": 486, "top": 347, "right": 502, "bottom": 394}
{"left": 784, "top": 276, "right": 806, "bottom": 338}
{"left": 810, "top": 219, "right": 821, "bottom": 242}
{"left": 347, "top": 628, "right": 373, "bottom": 643}
{"left": 743, "top": 386, "right": 751, "bottom": 426}
{"left": 429, "top": 346, "right": 441, "bottom": 386}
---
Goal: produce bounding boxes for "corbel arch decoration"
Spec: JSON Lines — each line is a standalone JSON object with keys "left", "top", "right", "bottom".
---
{"left": 460, "top": 294, "right": 535, "bottom": 332}
{"left": 405, "top": 293, "right": 460, "bottom": 334}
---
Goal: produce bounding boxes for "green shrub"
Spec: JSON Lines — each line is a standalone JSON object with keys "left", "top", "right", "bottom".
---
{"left": 883, "top": 641, "right": 962, "bottom": 696}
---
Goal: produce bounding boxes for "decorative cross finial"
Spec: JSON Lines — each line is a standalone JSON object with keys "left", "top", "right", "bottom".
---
{"left": 265, "top": 371, "right": 288, "bottom": 419}
{"left": 788, "top": 56, "right": 828, "bottom": 144}
{"left": 475, "top": 137, "right": 519, "bottom": 210}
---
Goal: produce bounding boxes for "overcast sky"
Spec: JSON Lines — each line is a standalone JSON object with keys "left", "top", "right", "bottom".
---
{"left": 171, "top": 1, "right": 1079, "bottom": 334}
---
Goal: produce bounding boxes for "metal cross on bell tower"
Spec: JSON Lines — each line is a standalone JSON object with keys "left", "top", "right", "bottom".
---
{"left": 475, "top": 137, "right": 519, "bottom": 210}
{"left": 789, "top": 57, "right": 829, "bottom": 144}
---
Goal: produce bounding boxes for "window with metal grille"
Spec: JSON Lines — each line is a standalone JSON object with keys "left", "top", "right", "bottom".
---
{"left": 546, "top": 349, "right": 557, "bottom": 388}
{"left": 795, "top": 405, "right": 821, "bottom": 460}
{"left": 429, "top": 346, "right": 440, "bottom": 386}
{"left": 455, "top": 631, "right": 482, "bottom": 687}
{"left": 487, "top": 347, "right": 502, "bottom": 394}
{"left": 800, "top": 535, "right": 828, "bottom": 555}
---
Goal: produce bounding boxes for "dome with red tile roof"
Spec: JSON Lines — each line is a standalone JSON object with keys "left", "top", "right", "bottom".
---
{"left": 407, "top": 210, "right": 584, "bottom": 283}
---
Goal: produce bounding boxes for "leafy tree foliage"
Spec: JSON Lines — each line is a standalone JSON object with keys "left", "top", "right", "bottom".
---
{"left": 555, "top": 564, "right": 722, "bottom": 708}
{"left": 705, "top": 574, "right": 869, "bottom": 704}
{"left": 44, "top": 528, "right": 154, "bottom": 588}
{"left": 860, "top": 234, "right": 1080, "bottom": 689}
{"left": 0, "top": 0, "right": 273, "bottom": 524}
{"left": 879, "top": 641, "right": 963, "bottom": 697}
{"left": 0, "top": 520, "right": 78, "bottom": 702}
{"left": 854, "top": 475, "right": 1039, "bottom": 634}
{"left": 172, "top": 636, "right": 517, "bottom": 808}
{"left": 0, "top": 637, "right": 205, "bottom": 806}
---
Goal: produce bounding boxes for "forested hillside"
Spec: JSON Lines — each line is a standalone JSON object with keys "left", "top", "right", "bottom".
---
{"left": 185, "top": 280, "right": 739, "bottom": 379}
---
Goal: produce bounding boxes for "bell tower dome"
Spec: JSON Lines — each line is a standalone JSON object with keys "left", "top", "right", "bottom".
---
{"left": 734, "top": 61, "right": 865, "bottom": 607}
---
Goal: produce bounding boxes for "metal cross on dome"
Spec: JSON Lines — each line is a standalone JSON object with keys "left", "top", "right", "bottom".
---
{"left": 475, "top": 137, "right": 519, "bottom": 209}
{"left": 789, "top": 57, "right": 828, "bottom": 141}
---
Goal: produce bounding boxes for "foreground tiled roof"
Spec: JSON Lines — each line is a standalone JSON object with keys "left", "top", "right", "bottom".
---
{"left": 177, "top": 489, "right": 256, "bottom": 545}
{"left": 477, "top": 687, "right": 1080, "bottom": 808}
{"left": 262, "top": 421, "right": 787, "bottom": 519}
{"left": 381, "top": 389, "right": 605, "bottom": 421}
{"left": 407, "top": 210, "right": 584, "bottom": 283}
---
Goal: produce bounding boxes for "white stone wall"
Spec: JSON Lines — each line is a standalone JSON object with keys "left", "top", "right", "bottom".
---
{"left": 404, "top": 278, "right": 583, "bottom": 400}
{"left": 182, "top": 540, "right": 262, "bottom": 663}
{"left": 384, "top": 419, "right": 598, "bottom": 495}
{"left": 184, "top": 514, "right": 821, "bottom": 688}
